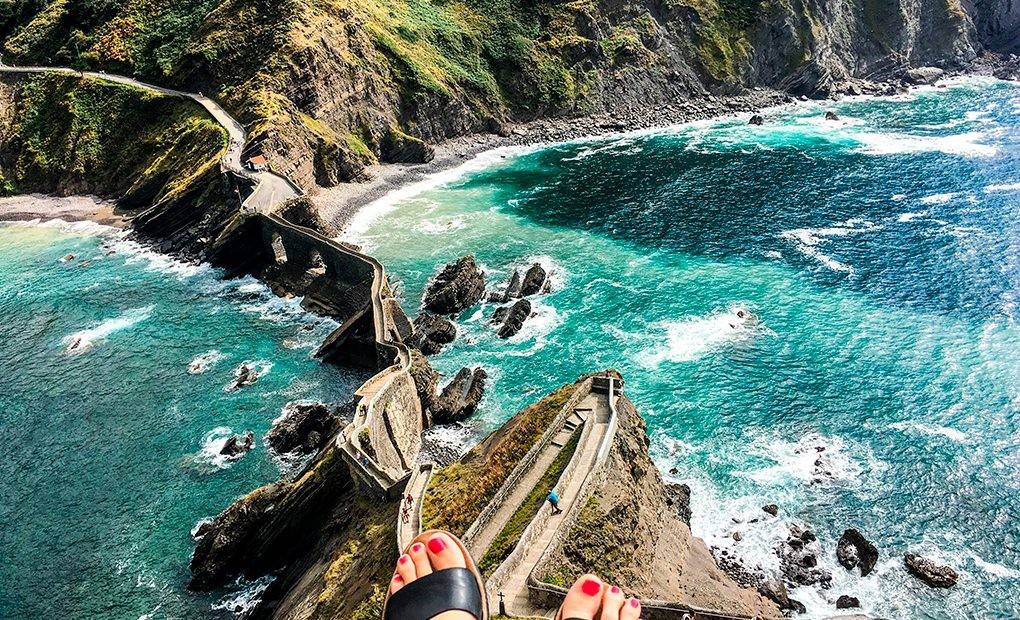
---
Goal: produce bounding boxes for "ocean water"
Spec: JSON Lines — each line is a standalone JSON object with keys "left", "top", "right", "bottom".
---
{"left": 0, "top": 221, "right": 368, "bottom": 618}
{"left": 354, "top": 78, "right": 1020, "bottom": 618}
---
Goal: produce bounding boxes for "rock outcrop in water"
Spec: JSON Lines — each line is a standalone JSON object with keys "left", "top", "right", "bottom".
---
{"left": 837, "top": 528, "right": 879, "bottom": 576}
{"left": 779, "top": 524, "right": 832, "bottom": 588}
{"left": 423, "top": 256, "right": 485, "bottom": 315}
{"left": 265, "top": 401, "right": 349, "bottom": 456}
{"left": 492, "top": 298, "right": 532, "bottom": 339}
{"left": 220, "top": 431, "right": 254, "bottom": 459}
{"left": 904, "top": 553, "right": 959, "bottom": 588}
{"left": 407, "top": 312, "right": 457, "bottom": 355}
{"left": 431, "top": 367, "right": 488, "bottom": 424}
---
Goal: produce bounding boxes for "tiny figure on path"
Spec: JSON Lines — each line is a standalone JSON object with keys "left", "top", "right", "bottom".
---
{"left": 547, "top": 489, "right": 562, "bottom": 515}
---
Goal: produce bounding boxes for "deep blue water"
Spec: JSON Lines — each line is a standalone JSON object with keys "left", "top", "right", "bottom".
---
{"left": 0, "top": 222, "right": 368, "bottom": 619}
{"left": 355, "top": 78, "right": 1020, "bottom": 618}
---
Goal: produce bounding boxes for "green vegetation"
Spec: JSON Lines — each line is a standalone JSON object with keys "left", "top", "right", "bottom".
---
{"left": 669, "top": 0, "right": 765, "bottom": 81}
{"left": 477, "top": 428, "right": 580, "bottom": 576}
{"left": 422, "top": 380, "right": 577, "bottom": 536}
{"left": 0, "top": 74, "right": 226, "bottom": 206}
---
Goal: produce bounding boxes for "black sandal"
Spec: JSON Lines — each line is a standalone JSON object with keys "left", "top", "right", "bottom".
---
{"left": 382, "top": 530, "right": 489, "bottom": 620}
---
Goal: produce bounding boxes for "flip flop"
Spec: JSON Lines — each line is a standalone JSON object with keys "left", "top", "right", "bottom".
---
{"left": 382, "top": 529, "right": 489, "bottom": 620}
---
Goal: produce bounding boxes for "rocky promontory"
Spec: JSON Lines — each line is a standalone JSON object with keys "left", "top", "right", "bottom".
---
{"left": 422, "top": 255, "right": 486, "bottom": 315}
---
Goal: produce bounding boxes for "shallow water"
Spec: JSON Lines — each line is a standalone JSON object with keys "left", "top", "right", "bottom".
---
{"left": 0, "top": 221, "right": 368, "bottom": 618}
{"left": 357, "top": 78, "right": 1020, "bottom": 618}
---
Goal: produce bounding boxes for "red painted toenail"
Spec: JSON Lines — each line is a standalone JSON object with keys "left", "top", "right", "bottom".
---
{"left": 394, "top": 575, "right": 402, "bottom": 582}
{"left": 412, "top": 543, "right": 423, "bottom": 552}
{"left": 630, "top": 598, "right": 640, "bottom": 608}
{"left": 581, "top": 579, "right": 601, "bottom": 596}
{"left": 610, "top": 586, "right": 621, "bottom": 594}
{"left": 427, "top": 537, "right": 447, "bottom": 553}
{"left": 398, "top": 555, "right": 409, "bottom": 564}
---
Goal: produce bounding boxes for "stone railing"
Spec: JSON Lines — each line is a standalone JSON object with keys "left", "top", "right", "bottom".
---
{"left": 486, "top": 408, "right": 595, "bottom": 597}
{"left": 461, "top": 378, "right": 594, "bottom": 548}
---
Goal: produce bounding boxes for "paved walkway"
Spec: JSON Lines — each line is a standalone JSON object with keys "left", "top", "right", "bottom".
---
{"left": 0, "top": 64, "right": 299, "bottom": 212}
{"left": 499, "top": 391, "right": 612, "bottom": 617}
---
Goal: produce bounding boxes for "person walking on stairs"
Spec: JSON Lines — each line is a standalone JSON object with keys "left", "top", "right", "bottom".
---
{"left": 548, "top": 489, "right": 562, "bottom": 515}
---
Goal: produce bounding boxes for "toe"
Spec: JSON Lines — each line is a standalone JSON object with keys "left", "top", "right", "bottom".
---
{"left": 389, "top": 573, "right": 404, "bottom": 595}
{"left": 558, "top": 574, "right": 604, "bottom": 620}
{"left": 408, "top": 541, "right": 432, "bottom": 578}
{"left": 425, "top": 532, "right": 466, "bottom": 571}
{"left": 599, "top": 584, "right": 625, "bottom": 620}
{"left": 395, "top": 553, "right": 416, "bottom": 584}
{"left": 620, "top": 597, "right": 641, "bottom": 620}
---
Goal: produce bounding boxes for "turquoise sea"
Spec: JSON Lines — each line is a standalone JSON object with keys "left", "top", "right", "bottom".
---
{"left": 0, "top": 222, "right": 368, "bottom": 618}
{"left": 353, "top": 78, "right": 1020, "bottom": 618}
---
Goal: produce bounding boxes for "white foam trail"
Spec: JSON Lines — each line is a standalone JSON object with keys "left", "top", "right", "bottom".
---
{"left": 971, "top": 553, "right": 1020, "bottom": 579}
{"left": 188, "top": 350, "right": 225, "bottom": 374}
{"left": 62, "top": 305, "right": 154, "bottom": 355}
{"left": 188, "top": 427, "right": 246, "bottom": 470}
{"left": 897, "top": 210, "right": 929, "bottom": 222}
{"left": 985, "top": 182, "right": 1020, "bottom": 193}
{"left": 855, "top": 131, "right": 998, "bottom": 157}
{"left": 418, "top": 217, "right": 467, "bottom": 234}
{"left": 780, "top": 218, "right": 879, "bottom": 275}
{"left": 212, "top": 575, "right": 275, "bottom": 617}
{"left": 638, "top": 304, "right": 766, "bottom": 366}
{"left": 888, "top": 421, "right": 968, "bottom": 443}
{"left": 920, "top": 192, "right": 958, "bottom": 204}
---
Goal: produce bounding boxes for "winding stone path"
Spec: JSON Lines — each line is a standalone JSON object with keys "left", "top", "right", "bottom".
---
{"left": 0, "top": 63, "right": 299, "bottom": 212}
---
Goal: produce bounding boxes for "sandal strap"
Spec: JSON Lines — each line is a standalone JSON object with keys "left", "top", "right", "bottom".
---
{"left": 384, "top": 567, "right": 483, "bottom": 620}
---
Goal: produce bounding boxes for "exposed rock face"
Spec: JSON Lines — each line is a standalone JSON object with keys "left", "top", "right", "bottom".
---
{"left": 493, "top": 298, "right": 532, "bottom": 339}
{"left": 423, "top": 255, "right": 485, "bottom": 315}
{"left": 407, "top": 312, "right": 457, "bottom": 355}
{"left": 748, "top": 114, "right": 765, "bottom": 125}
{"left": 905, "top": 66, "right": 947, "bottom": 84}
{"left": 779, "top": 524, "right": 831, "bottom": 588}
{"left": 519, "top": 263, "right": 549, "bottom": 296}
{"left": 836, "top": 528, "right": 879, "bottom": 576}
{"left": 431, "top": 367, "right": 487, "bottom": 424}
{"left": 664, "top": 482, "right": 692, "bottom": 526}
{"left": 836, "top": 594, "right": 861, "bottom": 609}
{"left": 220, "top": 431, "right": 254, "bottom": 458}
{"left": 228, "top": 363, "right": 260, "bottom": 390}
{"left": 904, "top": 553, "right": 959, "bottom": 588}
{"left": 265, "top": 401, "right": 348, "bottom": 455}
{"left": 762, "top": 503, "right": 779, "bottom": 516}
{"left": 381, "top": 126, "right": 435, "bottom": 164}
{"left": 488, "top": 269, "right": 523, "bottom": 303}
{"left": 825, "top": 110, "right": 840, "bottom": 121}
{"left": 756, "top": 578, "right": 803, "bottom": 614}
{"left": 408, "top": 349, "right": 441, "bottom": 415}
{"left": 278, "top": 196, "right": 338, "bottom": 236}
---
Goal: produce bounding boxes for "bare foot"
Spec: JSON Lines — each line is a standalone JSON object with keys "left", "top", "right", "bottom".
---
{"left": 390, "top": 532, "right": 476, "bottom": 620}
{"left": 557, "top": 574, "right": 642, "bottom": 620}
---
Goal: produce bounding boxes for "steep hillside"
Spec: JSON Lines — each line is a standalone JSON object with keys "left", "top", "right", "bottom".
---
{"left": 3, "top": 0, "right": 1015, "bottom": 192}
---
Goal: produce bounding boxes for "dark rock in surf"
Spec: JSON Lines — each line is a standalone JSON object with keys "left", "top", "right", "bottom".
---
{"left": 836, "top": 594, "right": 860, "bottom": 609}
{"left": 423, "top": 255, "right": 486, "bottom": 315}
{"left": 904, "top": 553, "right": 958, "bottom": 588}
{"left": 825, "top": 110, "right": 840, "bottom": 121}
{"left": 837, "top": 528, "right": 879, "bottom": 576}
{"left": 519, "top": 263, "right": 549, "bottom": 296}
{"left": 749, "top": 114, "right": 765, "bottom": 125}
{"left": 664, "top": 482, "right": 692, "bottom": 526}
{"left": 265, "top": 401, "right": 348, "bottom": 455}
{"left": 494, "top": 299, "right": 532, "bottom": 339}
{"left": 431, "top": 367, "right": 487, "bottom": 424}
{"left": 779, "top": 524, "right": 831, "bottom": 587}
{"left": 407, "top": 312, "right": 457, "bottom": 355}
{"left": 220, "top": 431, "right": 254, "bottom": 458}
{"left": 488, "top": 269, "right": 523, "bottom": 303}
{"left": 229, "top": 364, "right": 259, "bottom": 390}
{"left": 904, "top": 66, "right": 945, "bottom": 85}
{"left": 762, "top": 503, "right": 779, "bottom": 516}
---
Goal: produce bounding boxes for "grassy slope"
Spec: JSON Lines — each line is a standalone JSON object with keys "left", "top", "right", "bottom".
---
{"left": 421, "top": 379, "right": 577, "bottom": 536}
{"left": 0, "top": 73, "right": 226, "bottom": 205}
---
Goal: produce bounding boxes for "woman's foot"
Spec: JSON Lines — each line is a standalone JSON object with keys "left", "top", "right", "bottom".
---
{"left": 558, "top": 574, "right": 642, "bottom": 620}
{"left": 390, "top": 531, "right": 477, "bottom": 620}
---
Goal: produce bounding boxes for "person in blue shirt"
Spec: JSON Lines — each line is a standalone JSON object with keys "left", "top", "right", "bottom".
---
{"left": 547, "top": 489, "right": 562, "bottom": 514}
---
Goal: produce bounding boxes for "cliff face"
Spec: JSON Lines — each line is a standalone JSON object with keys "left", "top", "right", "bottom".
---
{"left": 2, "top": 0, "right": 1014, "bottom": 193}
{"left": 540, "top": 394, "right": 780, "bottom": 617}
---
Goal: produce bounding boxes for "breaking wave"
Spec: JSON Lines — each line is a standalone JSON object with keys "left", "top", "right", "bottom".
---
{"left": 638, "top": 304, "right": 768, "bottom": 366}
{"left": 61, "top": 305, "right": 154, "bottom": 355}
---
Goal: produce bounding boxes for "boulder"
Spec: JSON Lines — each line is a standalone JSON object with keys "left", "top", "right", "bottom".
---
{"left": 836, "top": 528, "right": 879, "bottom": 576}
{"left": 762, "top": 503, "right": 779, "bottom": 516}
{"left": 488, "top": 269, "right": 523, "bottom": 303}
{"left": 431, "top": 367, "right": 487, "bottom": 424}
{"left": 779, "top": 524, "right": 831, "bottom": 587}
{"left": 423, "top": 255, "right": 486, "bottom": 315}
{"left": 904, "top": 553, "right": 958, "bottom": 588}
{"left": 220, "top": 431, "right": 254, "bottom": 459}
{"left": 905, "top": 66, "right": 945, "bottom": 85}
{"left": 519, "top": 263, "right": 549, "bottom": 296}
{"left": 494, "top": 299, "right": 532, "bottom": 339}
{"left": 836, "top": 594, "right": 860, "bottom": 609}
{"left": 748, "top": 114, "right": 765, "bottom": 125}
{"left": 228, "top": 363, "right": 260, "bottom": 390}
{"left": 265, "top": 401, "right": 348, "bottom": 455}
{"left": 825, "top": 110, "right": 840, "bottom": 121}
{"left": 407, "top": 312, "right": 457, "bottom": 355}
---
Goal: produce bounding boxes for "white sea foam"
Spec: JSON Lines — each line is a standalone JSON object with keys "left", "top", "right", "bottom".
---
{"left": 971, "top": 553, "right": 1020, "bottom": 579}
{"left": 523, "top": 254, "right": 567, "bottom": 292}
{"left": 418, "top": 217, "right": 467, "bottom": 234}
{"left": 985, "top": 182, "right": 1020, "bottom": 193}
{"left": 223, "top": 361, "right": 272, "bottom": 392}
{"left": 182, "top": 427, "right": 249, "bottom": 471}
{"left": 920, "top": 192, "right": 959, "bottom": 204}
{"left": 854, "top": 130, "right": 998, "bottom": 157}
{"left": 212, "top": 575, "right": 275, "bottom": 617}
{"left": 891, "top": 193, "right": 907, "bottom": 201}
{"left": 737, "top": 432, "right": 861, "bottom": 485}
{"left": 897, "top": 210, "right": 929, "bottom": 222}
{"left": 504, "top": 298, "right": 563, "bottom": 351}
{"left": 638, "top": 304, "right": 767, "bottom": 366}
{"left": 62, "top": 305, "right": 154, "bottom": 355}
{"left": 188, "top": 350, "right": 225, "bottom": 374}
{"left": 779, "top": 218, "right": 878, "bottom": 274}
{"left": 889, "top": 420, "right": 968, "bottom": 443}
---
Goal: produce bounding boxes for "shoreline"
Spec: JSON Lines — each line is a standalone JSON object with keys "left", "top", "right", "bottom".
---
{"left": 316, "top": 87, "right": 793, "bottom": 231}
{"left": 0, "top": 194, "right": 128, "bottom": 227}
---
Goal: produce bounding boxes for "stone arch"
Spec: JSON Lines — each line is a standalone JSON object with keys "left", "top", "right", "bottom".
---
{"left": 271, "top": 233, "right": 288, "bottom": 264}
